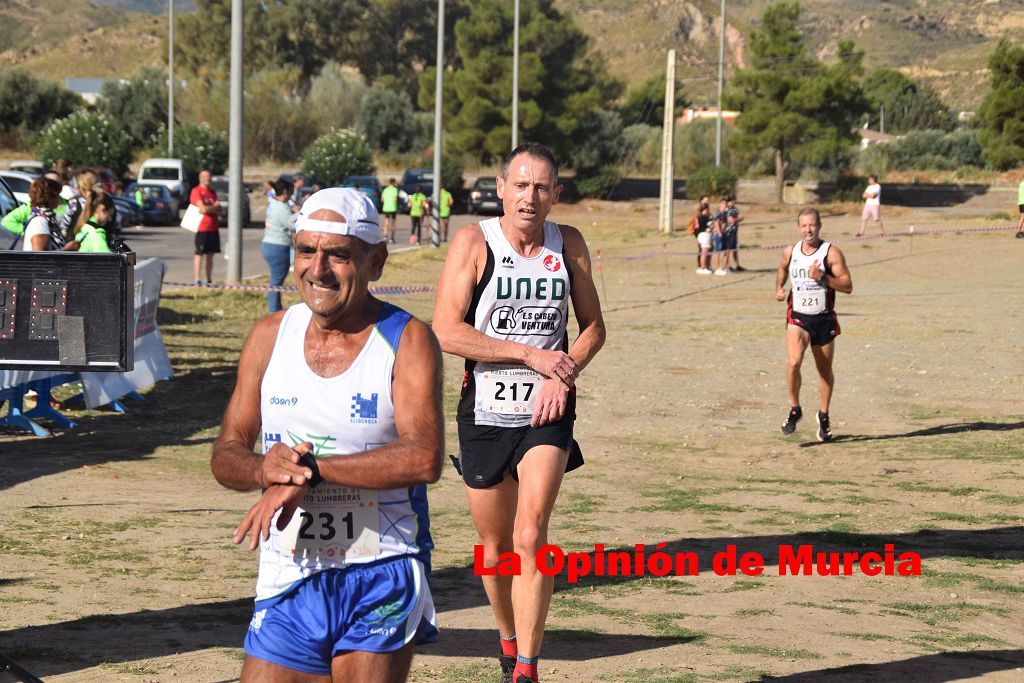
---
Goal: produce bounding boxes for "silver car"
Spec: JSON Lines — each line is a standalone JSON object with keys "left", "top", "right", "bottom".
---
{"left": 210, "top": 175, "right": 251, "bottom": 226}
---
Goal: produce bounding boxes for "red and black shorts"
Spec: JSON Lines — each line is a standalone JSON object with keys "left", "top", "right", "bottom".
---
{"left": 787, "top": 310, "right": 840, "bottom": 347}
{"left": 455, "top": 408, "right": 583, "bottom": 489}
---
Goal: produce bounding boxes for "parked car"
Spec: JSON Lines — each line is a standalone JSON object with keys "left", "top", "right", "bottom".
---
{"left": 210, "top": 175, "right": 251, "bottom": 226}
{"left": 467, "top": 177, "right": 501, "bottom": 215}
{"left": 399, "top": 169, "right": 434, "bottom": 212}
{"left": 127, "top": 183, "right": 178, "bottom": 225}
{"left": 0, "top": 170, "right": 38, "bottom": 205}
{"left": 0, "top": 176, "right": 18, "bottom": 219}
{"left": 341, "top": 175, "right": 382, "bottom": 210}
{"left": 1, "top": 177, "right": 22, "bottom": 246}
{"left": 138, "top": 158, "right": 190, "bottom": 203}
{"left": 8, "top": 160, "right": 44, "bottom": 175}
{"left": 111, "top": 195, "right": 144, "bottom": 230}
{"left": 72, "top": 167, "right": 117, "bottom": 194}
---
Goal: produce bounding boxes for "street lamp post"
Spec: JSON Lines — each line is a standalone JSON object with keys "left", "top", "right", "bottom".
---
{"left": 715, "top": 0, "right": 725, "bottom": 167}
{"left": 168, "top": 0, "right": 174, "bottom": 155}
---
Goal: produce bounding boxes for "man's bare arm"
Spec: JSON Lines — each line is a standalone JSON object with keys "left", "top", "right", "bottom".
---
{"left": 432, "top": 225, "right": 577, "bottom": 384}
{"left": 562, "top": 225, "right": 606, "bottom": 372}
{"left": 210, "top": 313, "right": 313, "bottom": 491}
{"left": 776, "top": 245, "right": 793, "bottom": 301}
{"left": 822, "top": 246, "right": 853, "bottom": 294}
{"left": 316, "top": 318, "right": 443, "bottom": 488}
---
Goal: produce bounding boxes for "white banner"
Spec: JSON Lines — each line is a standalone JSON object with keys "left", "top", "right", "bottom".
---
{"left": 80, "top": 258, "right": 173, "bottom": 408}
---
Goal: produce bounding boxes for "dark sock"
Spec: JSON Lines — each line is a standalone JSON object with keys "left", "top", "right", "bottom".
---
{"left": 499, "top": 633, "right": 517, "bottom": 657}
{"left": 514, "top": 654, "right": 539, "bottom": 681}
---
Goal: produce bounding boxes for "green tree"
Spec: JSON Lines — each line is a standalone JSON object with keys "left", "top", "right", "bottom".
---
{"left": 420, "top": 0, "right": 622, "bottom": 168}
{"left": 347, "top": 1, "right": 468, "bottom": 101}
{"left": 301, "top": 129, "right": 374, "bottom": 187}
{"left": 357, "top": 83, "right": 423, "bottom": 154}
{"left": 244, "top": 67, "right": 316, "bottom": 162}
{"left": 175, "top": 0, "right": 357, "bottom": 84}
{"left": 306, "top": 64, "right": 367, "bottom": 133}
{"left": 977, "top": 38, "right": 1024, "bottom": 170}
{"left": 0, "top": 69, "right": 81, "bottom": 147}
{"left": 36, "top": 110, "right": 132, "bottom": 175}
{"left": 724, "top": 2, "right": 869, "bottom": 201}
{"left": 98, "top": 68, "right": 168, "bottom": 149}
{"left": 620, "top": 73, "right": 686, "bottom": 127}
{"left": 863, "top": 68, "right": 954, "bottom": 133}
{"left": 152, "top": 123, "right": 229, "bottom": 176}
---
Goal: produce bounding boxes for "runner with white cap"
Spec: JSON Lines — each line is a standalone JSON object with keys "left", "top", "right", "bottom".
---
{"left": 212, "top": 187, "right": 444, "bottom": 682}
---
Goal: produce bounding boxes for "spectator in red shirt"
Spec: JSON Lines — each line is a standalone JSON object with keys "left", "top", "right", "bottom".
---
{"left": 190, "top": 169, "right": 221, "bottom": 284}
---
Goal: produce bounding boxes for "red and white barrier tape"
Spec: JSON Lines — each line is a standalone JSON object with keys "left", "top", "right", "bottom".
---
{"left": 164, "top": 281, "right": 435, "bottom": 295}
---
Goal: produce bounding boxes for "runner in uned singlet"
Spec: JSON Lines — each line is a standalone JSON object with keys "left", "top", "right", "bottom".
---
{"left": 775, "top": 207, "right": 853, "bottom": 443}
{"left": 433, "top": 142, "right": 606, "bottom": 683}
{"left": 459, "top": 216, "right": 572, "bottom": 430}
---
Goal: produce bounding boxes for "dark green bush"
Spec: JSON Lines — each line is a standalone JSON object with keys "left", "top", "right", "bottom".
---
{"left": 152, "top": 123, "right": 229, "bottom": 176}
{"left": 575, "top": 165, "right": 622, "bottom": 199}
{"left": 685, "top": 166, "right": 738, "bottom": 199}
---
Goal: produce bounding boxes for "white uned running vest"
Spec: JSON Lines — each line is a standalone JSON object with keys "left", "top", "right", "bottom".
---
{"left": 788, "top": 240, "right": 833, "bottom": 316}
{"left": 458, "top": 217, "right": 571, "bottom": 428}
{"left": 255, "top": 302, "right": 432, "bottom": 602}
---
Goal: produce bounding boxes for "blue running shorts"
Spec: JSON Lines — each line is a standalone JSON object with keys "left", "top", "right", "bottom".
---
{"left": 244, "top": 556, "right": 437, "bottom": 675}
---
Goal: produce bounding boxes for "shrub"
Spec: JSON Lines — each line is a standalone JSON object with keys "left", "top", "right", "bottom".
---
{"left": 98, "top": 68, "right": 167, "bottom": 149}
{"left": 36, "top": 109, "right": 132, "bottom": 175}
{"left": 866, "top": 129, "right": 983, "bottom": 171}
{"left": 0, "top": 68, "right": 82, "bottom": 147}
{"left": 575, "top": 165, "right": 622, "bottom": 199}
{"left": 357, "top": 83, "right": 423, "bottom": 155}
{"left": 301, "top": 128, "right": 374, "bottom": 187}
{"left": 675, "top": 119, "right": 733, "bottom": 176}
{"left": 152, "top": 122, "right": 229, "bottom": 176}
{"left": 685, "top": 166, "right": 737, "bottom": 199}
{"left": 620, "top": 124, "right": 661, "bottom": 176}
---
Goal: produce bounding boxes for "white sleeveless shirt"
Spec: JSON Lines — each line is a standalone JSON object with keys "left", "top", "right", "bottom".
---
{"left": 788, "top": 240, "right": 834, "bottom": 316}
{"left": 457, "top": 217, "right": 571, "bottom": 427}
{"left": 255, "top": 302, "right": 432, "bottom": 603}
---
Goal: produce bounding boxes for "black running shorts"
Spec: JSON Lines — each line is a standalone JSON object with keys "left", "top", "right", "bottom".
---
{"left": 194, "top": 230, "right": 221, "bottom": 255}
{"left": 455, "top": 414, "right": 584, "bottom": 489}
{"left": 788, "top": 311, "right": 840, "bottom": 347}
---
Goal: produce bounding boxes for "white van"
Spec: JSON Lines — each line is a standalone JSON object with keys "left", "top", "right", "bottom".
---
{"left": 138, "top": 158, "right": 190, "bottom": 202}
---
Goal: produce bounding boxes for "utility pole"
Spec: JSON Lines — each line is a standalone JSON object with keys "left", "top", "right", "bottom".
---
{"left": 880, "top": 104, "right": 885, "bottom": 134}
{"left": 715, "top": 0, "right": 725, "bottom": 167}
{"left": 658, "top": 49, "right": 676, "bottom": 235}
{"left": 167, "top": 0, "right": 174, "bottom": 155}
{"left": 511, "top": 0, "right": 520, "bottom": 150}
{"left": 430, "top": 0, "right": 445, "bottom": 248}
{"left": 227, "top": 0, "right": 243, "bottom": 282}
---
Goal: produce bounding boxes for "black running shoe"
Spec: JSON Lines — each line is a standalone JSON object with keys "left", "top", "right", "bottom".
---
{"left": 499, "top": 655, "right": 516, "bottom": 683}
{"left": 781, "top": 406, "right": 802, "bottom": 435}
{"left": 515, "top": 676, "right": 539, "bottom": 683}
{"left": 816, "top": 411, "right": 833, "bottom": 442}
{"left": 1016, "top": 231, "right": 1024, "bottom": 239}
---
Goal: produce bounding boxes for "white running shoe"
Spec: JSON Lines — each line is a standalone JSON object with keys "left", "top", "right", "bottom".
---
{"left": 714, "top": 269, "right": 728, "bottom": 276}
{"left": 696, "top": 268, "right": 712, "bottom": 275}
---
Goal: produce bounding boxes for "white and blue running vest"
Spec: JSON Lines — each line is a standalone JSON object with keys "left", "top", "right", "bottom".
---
{"left": 255, "top": 302, "right": 432, "bottom": 602}
{"left": 457, "top": 217, "right": 571, "bottom": 428}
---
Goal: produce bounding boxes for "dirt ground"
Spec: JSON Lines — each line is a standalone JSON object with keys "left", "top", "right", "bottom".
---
{"left": 0, "top": 195, "right": 1021, "bottom": 683}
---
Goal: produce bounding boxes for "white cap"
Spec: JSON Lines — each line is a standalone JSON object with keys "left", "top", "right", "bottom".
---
{"left": 295, "top": 187, "right": 384, "bottom": 244}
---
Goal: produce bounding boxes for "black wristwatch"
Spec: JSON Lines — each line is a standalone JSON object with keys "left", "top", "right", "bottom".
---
{"left": 298, "top": 452, "right": 324, "bottom": 488}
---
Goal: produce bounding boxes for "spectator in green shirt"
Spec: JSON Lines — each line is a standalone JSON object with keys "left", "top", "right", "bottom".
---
{"left": 381, "top": 178, "right": 399, "bottom": 244}
{"left": 408, "top": 185, "right": 429, "bottom": 245}
{"left": 1, "top": 171, "right": 68, "bottom": 238}
{"left": 439, "top": 187, "right": 454, "bottom": 242}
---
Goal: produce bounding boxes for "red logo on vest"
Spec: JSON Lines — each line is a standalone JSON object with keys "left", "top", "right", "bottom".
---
{"left": 543, "top": 255, "right": 561, "bottom": 272}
